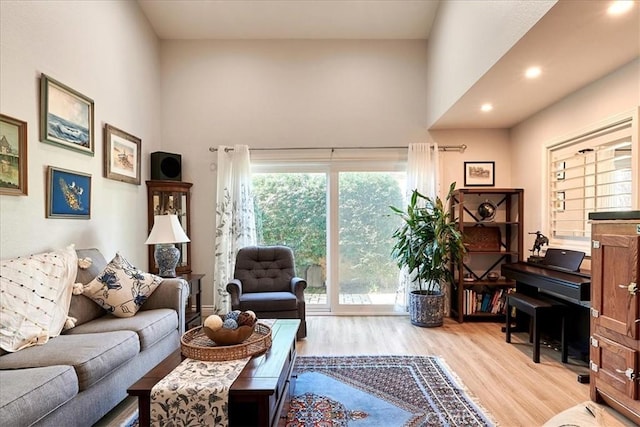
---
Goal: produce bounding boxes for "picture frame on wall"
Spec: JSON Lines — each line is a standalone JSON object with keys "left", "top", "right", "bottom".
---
{"left": 556, "top": 161, "right": 566, "bottom": 180}
{"left": 557, "top": 191, "right": 566, "bottom": 212}
{"left": 40, "top": 74, "right": 94, "bottom": 156}
{"left": 0, "top": 114, "right": 28, "bottom": 196}
{"left": 46, "top": 166, "right": 91, "bottom": 219}
{"left": 104, "top": 124, "right": 141, "bottom": 185}
{"left": 464, "top": 161, "right": 495, "bottom": 187}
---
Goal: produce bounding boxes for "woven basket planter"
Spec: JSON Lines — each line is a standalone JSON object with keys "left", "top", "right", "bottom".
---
{"left": 409, "top": 291, "right": 444, "bottom": 327}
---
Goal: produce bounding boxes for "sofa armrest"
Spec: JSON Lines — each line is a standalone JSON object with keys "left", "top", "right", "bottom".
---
{"left": 226, "top": 279, "right": 243, "bottom": 307}
{"left": 141, "top": 278, "right": 189, "bottom": 335}
{"left": 291, "top": 277, "right": 307, "bottom": 301}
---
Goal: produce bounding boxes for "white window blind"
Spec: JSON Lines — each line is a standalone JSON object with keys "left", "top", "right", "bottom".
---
{"left": 548, "top": 116, "right": 634, "bottom": 250}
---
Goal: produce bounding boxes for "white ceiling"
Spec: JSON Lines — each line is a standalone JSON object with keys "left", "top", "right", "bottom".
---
{"left": 432, "top": 0, "right": 640, "bottom": 129}
{"left": 138, "top": 0, "right": 640, "bottom": 129}
{"left": 137, "top": 0, "right": 440, "bottom": 40}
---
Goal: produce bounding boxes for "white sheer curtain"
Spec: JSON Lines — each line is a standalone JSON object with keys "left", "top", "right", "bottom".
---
{"left": 394, "top": 142, "right": 441, "bottom": 312}
{"left": 213, "top": 145, "right": 257, "bottom": 313}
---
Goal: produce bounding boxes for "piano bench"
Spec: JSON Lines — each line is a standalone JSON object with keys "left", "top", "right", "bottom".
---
{"left": 505, "top": 293, "right": 568, "bottom": 364}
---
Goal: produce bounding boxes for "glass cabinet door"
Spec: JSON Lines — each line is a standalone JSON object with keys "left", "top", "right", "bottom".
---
{"left": 146, "top": 180, "right": 192, "bottom": 274}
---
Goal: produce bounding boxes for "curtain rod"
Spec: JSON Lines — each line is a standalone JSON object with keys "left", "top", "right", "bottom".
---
{"left": 209, "top": 144, "right": 467, "bottom": 153}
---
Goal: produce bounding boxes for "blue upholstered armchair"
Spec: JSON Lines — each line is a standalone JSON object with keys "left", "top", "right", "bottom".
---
{"left": 226, "top": 245, "right": 307, "bottom": 339}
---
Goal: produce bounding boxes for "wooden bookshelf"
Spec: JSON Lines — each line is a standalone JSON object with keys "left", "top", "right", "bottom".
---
{"left": 449, "top": 188, "right": 524, "bottom": 322}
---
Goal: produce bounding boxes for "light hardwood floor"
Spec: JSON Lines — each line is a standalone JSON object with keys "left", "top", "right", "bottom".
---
{"left": 298, "top": 315, "right": 591, "bottom": 427}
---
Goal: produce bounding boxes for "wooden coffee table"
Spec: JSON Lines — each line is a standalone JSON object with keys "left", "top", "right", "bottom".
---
{"left": 127, "top": 319, "right": 299, "bottom": 427}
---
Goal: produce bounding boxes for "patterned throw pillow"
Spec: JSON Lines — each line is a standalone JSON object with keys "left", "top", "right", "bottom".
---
{"left": 0, "top": 245, "right": 78, "bottom": 352}
{"left": 83, "top": 253, "right": 162, "bottom": 318}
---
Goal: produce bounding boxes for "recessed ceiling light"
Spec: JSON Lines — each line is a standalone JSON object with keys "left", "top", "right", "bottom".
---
{"left": 481, "top": 103, "right": 493, "bottom": 112}
{"left": 608, "top": 0, "right": 634, "bottom": 15}
{"left": 525, "top": 66, "right": 542, "bottom": 79}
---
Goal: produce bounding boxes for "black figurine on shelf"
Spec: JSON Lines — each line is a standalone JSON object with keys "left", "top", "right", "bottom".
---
{"left": 527, "top": 231, "right": 548, "bottom": 262}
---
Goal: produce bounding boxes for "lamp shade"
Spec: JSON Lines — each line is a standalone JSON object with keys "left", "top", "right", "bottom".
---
{"left": 145, "top": 215, "right": 190, "bottom": 245}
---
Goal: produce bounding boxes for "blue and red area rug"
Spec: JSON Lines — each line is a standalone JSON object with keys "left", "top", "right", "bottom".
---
{"left": 282, "top": 355, "right": 495, "bottom": 427}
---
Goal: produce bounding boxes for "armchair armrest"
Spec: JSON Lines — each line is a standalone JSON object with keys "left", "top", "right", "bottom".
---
{"left": 291, "top": 277, "right": 307, "bottom": 301}
{"left": 141, "top": 278, "right": 189, "bottom": 335}
{"left": 226, "top": 279, "right": 243, "bottom": 307}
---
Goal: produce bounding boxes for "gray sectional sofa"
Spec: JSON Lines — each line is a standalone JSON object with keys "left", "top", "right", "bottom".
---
{"left": 0, "top": 248, "right": 189, "bottom": 427}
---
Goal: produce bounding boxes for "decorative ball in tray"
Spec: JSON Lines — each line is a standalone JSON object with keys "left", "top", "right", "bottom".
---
{"left": 203, "top": 310, "right": 257, "bottom": 345}
{"left": 181, "top": 310, "right": 272, "bottom": 361}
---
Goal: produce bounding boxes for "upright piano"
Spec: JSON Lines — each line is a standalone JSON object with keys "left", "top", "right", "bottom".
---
{"left": 501, "top": 249, "right": 591, "bottom": 372}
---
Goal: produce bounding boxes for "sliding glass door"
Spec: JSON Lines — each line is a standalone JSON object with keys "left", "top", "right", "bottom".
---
{"left": 252, "top": 162, "right": 405, "bottom": 314}
{"left": 253, "top": 171, "right": 329, "bottom": 309}
{"left": 336, "top": 171, "right": 405, "bottom": 309}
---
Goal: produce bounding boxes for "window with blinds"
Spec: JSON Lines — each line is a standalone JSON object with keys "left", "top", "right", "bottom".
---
{"left": 548, "top": 115, "right": 635, "bottom": 250}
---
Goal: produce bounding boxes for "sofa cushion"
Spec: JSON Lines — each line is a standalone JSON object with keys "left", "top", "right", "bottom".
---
{"left": 83, "top": 253, "right": 162, "bottom": 318}
{"left": 239, "top": 291, "right": 298, "bottom": 311}
{"left": 0, "top": 245, "right": 78, "bottom": 352}
{"left": 64, "top": 309, "right": 178, "bottom": 351}
{"left": 67, "top": 249, "right": 111, "bottom": 328}
{"left": 0, "top": 331, "right": 139, "bottom": 391}
{"left": 74, "top": 248, "right": 108, "bottom": 286}
{"left": 0, "top": 365, "right": 78, "bottom": 426}
{"left": 67, "top": 294, "right": 106, "bottom": 328}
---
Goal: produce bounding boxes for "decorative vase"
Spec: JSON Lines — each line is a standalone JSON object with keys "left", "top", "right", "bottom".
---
{"left": 409, "top": 291, "right": 444, "bottom": 327}
{"left": 154, "top": 243, "right": 180, "bottom": 277}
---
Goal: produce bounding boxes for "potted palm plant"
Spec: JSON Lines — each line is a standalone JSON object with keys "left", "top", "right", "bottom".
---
{"left": 390, "top": 182, "right": 466, "bottom": 327}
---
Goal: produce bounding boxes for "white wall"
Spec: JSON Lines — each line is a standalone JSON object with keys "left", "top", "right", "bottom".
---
{"left": 159, "top": 39, "right": 430, "bottom": 308}
{"left": 510, "top": 59, "right": 640, "bottom": 249}
{"left": 428, "top": 129, "right": 512, "bottom": 190}
{"left": 424, "top": 0, "right": 555, "bottom": 128}
{"left": 0, "top": 1, "right": 161, "bottom": 266}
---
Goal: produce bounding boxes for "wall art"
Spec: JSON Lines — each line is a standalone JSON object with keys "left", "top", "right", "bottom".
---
{"left": 46, "top": 166, "right": 91, "bottom": 219}
{"left": 40, "top": 74, "right": 94, "bottom": 155}
{"left": 464, "top": 161, "right": 495, "bottom": 187}
{"left": 0, "top": 114, "right": 28, "bottom": 195}
{"left": 104, "top": 124, "right": 141, "bottom": 185}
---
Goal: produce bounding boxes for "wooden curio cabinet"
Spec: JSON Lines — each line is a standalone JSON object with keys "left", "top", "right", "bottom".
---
{"left": 146, "top": 180, "right": 192, "bottom": 275}
{"left": 589, "top": 212, "right": 640, "bottom": 424}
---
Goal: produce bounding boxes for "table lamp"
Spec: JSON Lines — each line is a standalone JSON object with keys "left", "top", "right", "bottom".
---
{"left": 145, "top": 214, "right": 190, "bottom": 277}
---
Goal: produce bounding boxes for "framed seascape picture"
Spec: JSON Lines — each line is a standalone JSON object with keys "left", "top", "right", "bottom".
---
{"left": 0, "top": 114, "right": 28, "bottom": 196}
{"left": 46, "top": 166, "right": 91, "bottom": 219}
{"left": 464, "top": 161, "right": 495, "bottom": 187}
{"left": 40, "top": 74, "right": 94, "bottom": 155}
{"left": 104, "top": 124, "right": 141, "bottom": 185}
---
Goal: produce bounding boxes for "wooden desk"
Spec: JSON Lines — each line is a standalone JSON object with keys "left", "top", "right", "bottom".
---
{"left": 127, "top": 319, "right": 299, "bottom": 427}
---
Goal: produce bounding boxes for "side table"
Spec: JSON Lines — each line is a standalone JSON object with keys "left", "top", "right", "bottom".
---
{"left": 178, "top": 273, "right": 204, "bottom": 331}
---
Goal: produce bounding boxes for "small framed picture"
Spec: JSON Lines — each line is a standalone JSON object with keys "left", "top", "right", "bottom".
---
{"left": 46, "top": 166, "right": 91, "bottom": 219}
{"left": 0, "top": 114, "right": 28, "bottom": 196}
{"left": 104, "top": 124, "right": 141, "bottom": 185}
{"left": 556, "top": 191, "right": 566, "bottom": 212}
{"left": 40, "top": 74, "right": 94, "bottom": 155}
{"left": 464, "top": 161, "right": 495, "bottom": 187}
{"left": 556, "top": 161, "right": 566, "bottom": 180}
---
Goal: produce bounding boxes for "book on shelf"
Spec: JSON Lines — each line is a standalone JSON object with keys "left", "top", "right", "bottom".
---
{"left": 462, "top": 287, "right": 509, "bottom": 315}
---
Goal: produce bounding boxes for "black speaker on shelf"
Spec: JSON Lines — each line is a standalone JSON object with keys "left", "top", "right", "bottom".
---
{"left": 151, "top": 151, "right": 182, "bottom": 181}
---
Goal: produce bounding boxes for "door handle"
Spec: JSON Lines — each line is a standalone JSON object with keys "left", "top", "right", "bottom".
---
{"left": 618, "top": 282, "right": 638, "bottom": 296}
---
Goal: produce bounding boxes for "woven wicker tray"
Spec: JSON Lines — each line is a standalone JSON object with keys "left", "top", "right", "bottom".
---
{"left": 181, "top": 323, "right": 272, "bottom": 361}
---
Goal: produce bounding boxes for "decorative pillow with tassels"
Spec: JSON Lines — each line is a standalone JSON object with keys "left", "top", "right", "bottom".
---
{"left": 0, "top": 245, "right": 78, "bottom": 352}
{"left": 81, "top": 252, "right": 162, "bottom": 317}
